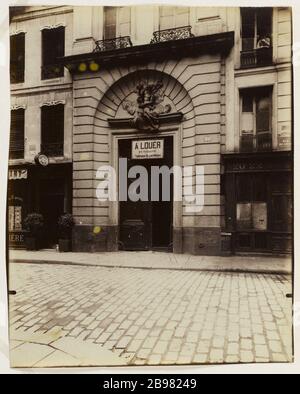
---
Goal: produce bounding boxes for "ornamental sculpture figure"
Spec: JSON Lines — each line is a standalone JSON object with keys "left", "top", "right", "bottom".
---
{"left": 122, "top": 80, "right": 171, "bottom": 131}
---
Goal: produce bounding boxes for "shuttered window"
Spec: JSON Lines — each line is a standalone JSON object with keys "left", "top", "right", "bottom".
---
{"left": 41, "top": 104, "right": 64, "bottom": 157}
{"left": 41, "top": 27, "right": 65, "bottom": 80}
{"left": 159, "top": 7, "right": 190, "bottom": 30}
{"left": 10, "top": 109, "right": 25, "bottom": 159}
{"left": 10, "top": 33, "right": 25, "bottom": 84}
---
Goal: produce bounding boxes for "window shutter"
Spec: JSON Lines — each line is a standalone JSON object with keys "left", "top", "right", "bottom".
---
{"left": 41, "top": 104, "right": 64, "bottom": 156}
{"left": 175, "top": 7, "right": 189, "bottom": 27}
{"left": 104, "top": 7, "right": 117, "bottom": 39}
{"left": 10, "top": 33, "right": 25, "bottom": 83}
{"left": 160, "top": 7, "right": 175, "bottom": 30}
{"left": 10, "top": 109, "right": 25, "bottom": 159}
{"left": 256, "top": 95, "right": 271, "bottom": 133}
{"left": 118, "top": 7, "right": 131, "bottom": 37}
{"left": 241, "top": 8, "right": 255, "bottom": 51}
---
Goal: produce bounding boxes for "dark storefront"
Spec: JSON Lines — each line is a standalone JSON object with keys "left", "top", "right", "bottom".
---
{"left": 223, "top": 152, "right": 292, "bottom": 255}
{"left": 8, "top": 163, "right": 72, "bottom": 249}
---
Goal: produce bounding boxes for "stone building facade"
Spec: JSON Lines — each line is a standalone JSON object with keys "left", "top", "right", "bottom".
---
{"left": 8, "top": 6, "right": 293, "bottom": 255}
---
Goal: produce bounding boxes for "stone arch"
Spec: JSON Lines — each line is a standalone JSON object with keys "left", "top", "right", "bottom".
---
{"left": 93, "top": 68, "right": 196, "bottom": 149}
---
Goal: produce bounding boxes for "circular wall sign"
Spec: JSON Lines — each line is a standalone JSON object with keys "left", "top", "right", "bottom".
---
{"left": 35, "top": 153, "right": 49, "bottom": 167}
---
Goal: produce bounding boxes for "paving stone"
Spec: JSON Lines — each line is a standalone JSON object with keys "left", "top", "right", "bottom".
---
{"left": 268, "top": 340, "right": 282, "bottom": 353}
{"left": 193, "top": 353, "right": 207, "bottom": 364}
{"left": 255, "top": 345, "right": 270, "bottom": 359}
{"left": 9, "top": 263, "right": 293, "bottom": 367}
{"left": 209, "top": 349, "right": 224, "bottom": 363}
{"left": 240, "top": 351, "right": 254, "bottom": 363}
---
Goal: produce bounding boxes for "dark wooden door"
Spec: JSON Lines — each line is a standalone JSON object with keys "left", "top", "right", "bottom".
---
{"left": 119, "top": 137, "right": 173, "bottom": 251}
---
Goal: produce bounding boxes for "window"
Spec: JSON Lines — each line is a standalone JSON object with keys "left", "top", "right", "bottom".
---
{"left": 10, "top": 33, "right": 25, "bottom": 83}
{"left": 41, "top": 27, "right": 65, "bottom": 80}
{"left": 41, "top": 104, "right": 64, "bottom": 156}
{"left": 104, "top": 7, "right": 131, "bottom": 39}
{"left": 159, "top": 6, "right": 190, "bottom": 30}
{"left": 240, "top": 7, "right": 273, "bottom": 67}
{"left": 10, "top": 109, "right": 25, "bottom": 159}
{"left": 240, "top": 87, "right": 272, "bottom": 152}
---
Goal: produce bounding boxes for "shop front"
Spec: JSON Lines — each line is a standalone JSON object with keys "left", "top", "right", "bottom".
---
{"left": 223, "top": 152, "right": 292, "bottom": 254}
{"left": 8, "top": 162, "right": 72, "bottom": 249}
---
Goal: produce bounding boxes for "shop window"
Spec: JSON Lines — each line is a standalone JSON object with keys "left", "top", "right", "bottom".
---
{"left": 41, "top": 27, "right": 65, "bottom": 80}
{"left": 10, "top": 33, "right": 25, "bottom": 84}
{"left": 41, "top": 104, "right": 64, "bottom": 157}
{"left": 8, "top": 204, "right": 23, "bottom": 231}
{"left": 159, "top": 6, "right": 190, "bottom": 30}
{"left": 240, "top": 7, "right": 273, "bottom": 68}
{"left": 236, "top": 174, "right": 268, "bottom": 231}
{"left": 104, "top": 7, "right": 131, "bottom": 39}
{"left": 9, "top": 109, "right": 25, "bottom": 160}
{"left": 240, "top": 87, "right": 272, "bottom": 152}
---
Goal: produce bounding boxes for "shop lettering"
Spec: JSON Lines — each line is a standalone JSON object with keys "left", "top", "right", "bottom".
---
{"left": 9, "top": 169, "right": 28, "bottom": 180}
{"left": 9, "top": 233, "right": 24, "bottom": 243}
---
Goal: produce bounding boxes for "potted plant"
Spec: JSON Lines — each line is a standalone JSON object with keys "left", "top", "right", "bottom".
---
{"left": 24, "top": 213, "right": 44, "bottom": 251}
{"left": 58, "top": 213, "right": 75, "bottom": 252}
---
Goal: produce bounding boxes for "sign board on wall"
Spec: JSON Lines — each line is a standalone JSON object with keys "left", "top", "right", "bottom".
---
{"left": 132, "top": 139, "right": 164, "bottom": 159}
{"left": 9, "top": 169, "right": 27, "bottom": 180}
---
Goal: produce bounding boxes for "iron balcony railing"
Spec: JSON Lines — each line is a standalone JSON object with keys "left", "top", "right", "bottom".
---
{"left": 240, "top": 131, "right": 273, "bottom": 153}
{"left": 150, "top": 26, "right": 194, "bottom": 44}
{"left": 41, "top": 142, "right": 64, "bottom": 157}
{"left": 240, "top": 47, "right": 273, "bottom": 68}
{"left": 93, "top": 36, "right": 133, "bottom": 52}
{"left": 240, "top": 37, "right": 273, "bottom": 68}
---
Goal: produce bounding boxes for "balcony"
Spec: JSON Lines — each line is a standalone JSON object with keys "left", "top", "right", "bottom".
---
{"left": 41, "top": 63, "right": 64, "bottom": 80}
{"left": 150, "top": 26, "right": 194, "bottom": 44}
{"left": 240, "top": 37, "right": 273, "bottom": 68}
{"left": 41, "top": 142, "right": 64, "bottom": 157}
{"left": 241, "top": 47, "right": 273, "bottom": 68}
{"left": 93, "top": 36, "right": 133, "bottom": 52}
{"left": 240, "top": 131, "right": 272, "bottom": 153}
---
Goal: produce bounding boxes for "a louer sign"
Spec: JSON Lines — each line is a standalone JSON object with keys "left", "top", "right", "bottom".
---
{"left": 132, "top": 139, "right": 164, "bottom": 159}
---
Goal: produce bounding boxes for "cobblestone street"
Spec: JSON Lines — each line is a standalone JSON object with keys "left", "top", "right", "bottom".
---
{"left": 8, "top": 263, "right": 293, "bottom": 367}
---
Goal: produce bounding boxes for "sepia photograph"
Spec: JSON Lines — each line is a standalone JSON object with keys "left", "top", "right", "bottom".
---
{"left": 3, "top": 2, "right": 295, "bottom": 370}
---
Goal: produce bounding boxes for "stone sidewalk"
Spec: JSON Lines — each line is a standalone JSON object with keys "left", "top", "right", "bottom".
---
{"left": 8, "top": 262, "right": 293, "bottom": 368}
{"left": 9, "top": 249, "right": 292, "bottom": 274}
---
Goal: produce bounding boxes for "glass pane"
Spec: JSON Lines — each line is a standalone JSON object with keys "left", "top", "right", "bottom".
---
{"left": 252, "top": 202, "right": 267, "bottom": 230}
{"left": 237, "top": 203, "right": 252, "bottom": 230}
{"left": 256, "top": 95, "right": 271, "bottom": 132}
{"left": 14, "top": 206, "right": 22, "bottom": 231}
{"left": 257, "top": 8, "right": 272, "bottom": 39}
{"left": 242, "top": 94, "right": 253, "bottom": 112}
{"left": 237, "top": 175, "right": 252, "bottom": 202}
{"left": 9, "top": 206, "right": 15, "bottom": 232}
